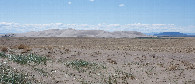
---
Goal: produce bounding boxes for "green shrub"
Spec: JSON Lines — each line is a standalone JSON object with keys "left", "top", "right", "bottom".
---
{"left": 0, "top": 53, "right": 48, "bottom": 65}
{"left": 0, "top": 63, "right": 31, "bottom": 84}
{"left": 65, "top": 59, "right": 106, "bottom": 72}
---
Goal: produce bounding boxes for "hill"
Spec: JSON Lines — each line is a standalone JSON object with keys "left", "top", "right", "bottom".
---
{"left": 154, "top": 32, "right": 188, "bottom": 37}
{"left": 1, "top": 28, "right": 148, "bottom": 38}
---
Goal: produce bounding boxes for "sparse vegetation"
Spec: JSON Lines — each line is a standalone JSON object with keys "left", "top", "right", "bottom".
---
{"left": 0, "top": 52, "right": 6, "bottom": 58}
{"left": 34, "top": 68, "right": 49, "bottom": 76}
{"left": 0, "top": 53, "right": 48, "bottom": 65}
{"left": 0, "top": 37, "right": 195, "bottom": 83}
{"left": 65, "top": 59, "right": 106, "bottom": 72}
{"left": 0, "top": 62, "right": 31, "bottom": 84}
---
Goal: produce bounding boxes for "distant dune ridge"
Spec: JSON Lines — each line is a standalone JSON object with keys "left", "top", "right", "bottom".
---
{"left": 1, "top": 28, "right": 148, "bottom": 38}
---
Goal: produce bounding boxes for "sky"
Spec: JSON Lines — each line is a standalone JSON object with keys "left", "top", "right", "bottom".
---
{"left": 0, "top": 0, "right": 195, "bottom": 33}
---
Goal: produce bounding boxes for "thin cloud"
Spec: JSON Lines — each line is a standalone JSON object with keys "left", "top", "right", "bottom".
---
{"left": 119, "top": 4, "right": 125, "bottom": 7}
{"left": 68, "top": 1, "right": 72, "bottom": 5}
{"left": 89, "top": 0, "right": 95, "bottom": 2}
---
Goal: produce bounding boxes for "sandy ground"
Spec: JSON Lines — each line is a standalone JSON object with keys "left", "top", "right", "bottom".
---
{"left": 0, "top": 37, "right": 195, "bottom": 84}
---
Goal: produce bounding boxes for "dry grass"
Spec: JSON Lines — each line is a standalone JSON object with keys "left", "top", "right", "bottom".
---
{"left": 107, "top": 58, "right": 117, "bottom": 64}
{"left": 18, "top": 44, "right": 27, "bottom": 49}
{"left": 1, "top": 47, "right": 8, "bottom": 52}
{"left": 21, "top": 48, "right": 32, "bottom": 54}
{"left": 47, "top": 46, "right": 53, "bottom": 50}
{"left": 65, "top": 49, "right": 71, "bottom": 54}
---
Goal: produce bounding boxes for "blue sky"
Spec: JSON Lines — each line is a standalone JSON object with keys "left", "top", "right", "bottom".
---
{"left": 0, "top": 0, "right": 195, "bottom": 33}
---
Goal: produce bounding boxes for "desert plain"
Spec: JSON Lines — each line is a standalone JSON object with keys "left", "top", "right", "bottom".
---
{"left": 0, "top": 37, "right": 195, "bottom": 84}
